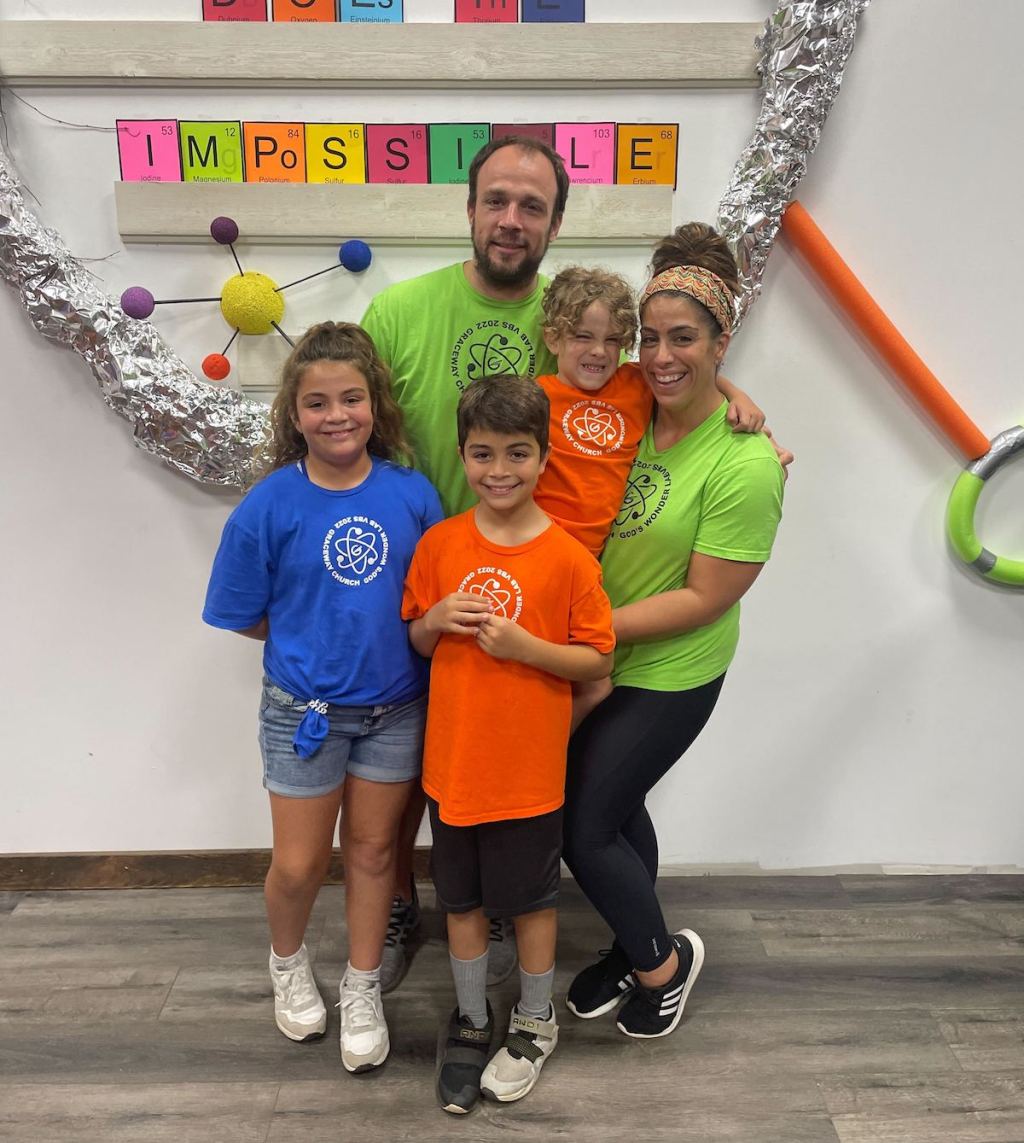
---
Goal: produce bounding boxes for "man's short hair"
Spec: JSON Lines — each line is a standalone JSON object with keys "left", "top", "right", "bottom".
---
{"left": 457, "top": 375, "right": 550, "bottom": 454}
{"left": 467, "top": 135, "right": 570, "bottom": 222}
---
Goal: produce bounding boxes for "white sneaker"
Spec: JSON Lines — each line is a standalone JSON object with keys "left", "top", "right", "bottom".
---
{"left": 269, "top": 946, "right": 327, "bottom": 1042}
{"left": 480, "top": 1004, "right": 558, "bottom": 1102}
{"left": 337, "top": 971, "right": 390, "bottom": 1073}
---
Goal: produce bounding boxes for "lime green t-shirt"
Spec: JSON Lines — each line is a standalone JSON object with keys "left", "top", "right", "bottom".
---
{"left": 600, "top": 401, "right": 784, "bottom": 691}
{"left": 361, "top": 263, "right": 557, "bottom": 517}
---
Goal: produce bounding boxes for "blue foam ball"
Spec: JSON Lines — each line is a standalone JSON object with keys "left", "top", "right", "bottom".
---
{"left": 339, "top": 239, "right": 372, "bottom": 274}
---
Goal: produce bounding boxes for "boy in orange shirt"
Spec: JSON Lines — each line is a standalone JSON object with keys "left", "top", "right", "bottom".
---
{"left": 402, "top": 375, "right": 615, "bottom": 1114}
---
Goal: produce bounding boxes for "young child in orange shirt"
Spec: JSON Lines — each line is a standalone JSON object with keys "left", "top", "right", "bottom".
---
{"left": 535, "top": 265, "right": 765, "bottom": 555}
{"left": 402, "top": 375, "right": 615, "bottom": 1114}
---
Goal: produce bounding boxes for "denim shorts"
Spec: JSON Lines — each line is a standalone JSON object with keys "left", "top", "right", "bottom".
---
{"left": 258, "top": 679, "right": 426, "bottom": 798}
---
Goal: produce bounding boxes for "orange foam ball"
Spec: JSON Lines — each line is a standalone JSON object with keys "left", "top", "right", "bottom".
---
{"left": 202, "top": 353, "right": 231, "bottom": 381}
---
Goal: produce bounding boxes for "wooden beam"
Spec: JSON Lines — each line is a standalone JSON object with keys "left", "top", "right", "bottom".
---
{"left": 0, "top": 20, "right": 760, "bottom": 88}
{"left": 115, "top": 181, "right": 674, "bottom": 245}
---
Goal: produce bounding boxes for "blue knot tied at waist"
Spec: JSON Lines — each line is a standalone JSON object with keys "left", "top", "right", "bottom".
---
{"left": 293, "top": 698, "right": 330, "bottom": 759}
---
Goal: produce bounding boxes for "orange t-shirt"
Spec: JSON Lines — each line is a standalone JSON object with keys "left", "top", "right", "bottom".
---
{"left": 401, "top": 510, "right": 615, "bottom": 826}
{"left": 534, "top": 365, "right": 654, "bottom": 556}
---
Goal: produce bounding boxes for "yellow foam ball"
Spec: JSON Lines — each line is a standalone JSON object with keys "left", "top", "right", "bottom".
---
{"left": 220, "top": 271, "right": 285, "bottom": 335}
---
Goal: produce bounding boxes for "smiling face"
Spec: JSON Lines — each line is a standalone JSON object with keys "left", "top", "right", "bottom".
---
{"left": 460, "top": 428, "right": 549, "bottom": 517}
{"left": 544, "top": 300, "right": 626, "bottom": 393}
{"left": 467, "top": 145, "right": 562, "bottom": 296}
{"left": 292, "top": 360, "right": 373, "bottom": 487}
{"left": 638, "top": 293, "right": 730, "bottom": 421}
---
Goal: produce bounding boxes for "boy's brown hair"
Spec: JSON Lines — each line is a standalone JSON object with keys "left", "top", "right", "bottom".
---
{"left": 457, "top": 375, "right": 550, "bottom": 454}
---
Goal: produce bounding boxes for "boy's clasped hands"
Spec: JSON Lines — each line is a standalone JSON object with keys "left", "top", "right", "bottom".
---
{"left": 423, "top": 592, "right": 532, "bottom": 661}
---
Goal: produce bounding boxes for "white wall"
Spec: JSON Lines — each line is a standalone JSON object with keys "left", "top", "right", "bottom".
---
{"left": 1, "top": 0, "right": 1021, "bottom": 867}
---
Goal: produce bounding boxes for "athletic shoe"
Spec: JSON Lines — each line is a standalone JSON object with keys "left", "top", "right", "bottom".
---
{"left": 565, "top": 943, "right": 635, "bottom": 1019}
{"left": 481, "top": 1004, "right": 558, "bottom": 1103}
{"left": 379, "top": 885, "right": 421, "bottom": 994}
{"left": 615, "top": 929, "right": 705, "bottom": 1039}
{"left": 269, "top": 946, "right": 327, "bottom": 1042}
{"left": 337, "top": 971, "right": 389, "bottom": 1073}
{"left": 486, "top": 917, "right": 518, "bottom": 988}
{"left": 437, "top": 1002, "right": 494, "bottom": 1114}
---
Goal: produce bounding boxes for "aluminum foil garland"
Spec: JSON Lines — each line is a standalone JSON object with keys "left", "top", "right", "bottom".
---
{"left": 719, "top": 0, "right": 872, "bottom": 332}
{"left": 0, "top": 139, "right": 269, "bottom": 488}
{"left": 0, "top": 0, "right": 870, "bottom": 487}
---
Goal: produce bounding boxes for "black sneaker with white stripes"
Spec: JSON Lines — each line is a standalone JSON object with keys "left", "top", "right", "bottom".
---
{"left": 615, "top": 929, "right": 704, "bottom": 1039}
{"left": 565, "top": 943, "right": 635, "bottom": 1019}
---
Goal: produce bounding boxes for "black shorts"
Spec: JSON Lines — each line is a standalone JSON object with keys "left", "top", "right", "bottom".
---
{"left": 426, "top": 797, "right": 563, "bottom": 919}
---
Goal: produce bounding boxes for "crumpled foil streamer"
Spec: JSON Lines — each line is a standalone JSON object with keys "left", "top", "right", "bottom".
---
{"left": 718, "top": 0, "right": 871, "bottom": 333}
{"left": 0, "top": 138, "right": 269, "bottom": 488}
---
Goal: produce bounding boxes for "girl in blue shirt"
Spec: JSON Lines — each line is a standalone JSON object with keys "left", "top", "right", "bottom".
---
{"left": 204, "top": 322, "right": 442, "bottom": 1074}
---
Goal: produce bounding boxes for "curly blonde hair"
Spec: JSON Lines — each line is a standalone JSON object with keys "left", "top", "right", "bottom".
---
{"left": 263, "top": 322, "right": 410, "bottom": 474}
{"left": 541, "top": 266, "right": 638, "bottom": 352}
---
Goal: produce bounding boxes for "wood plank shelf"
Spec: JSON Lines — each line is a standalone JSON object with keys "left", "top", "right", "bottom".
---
{"left": 0, "top": 20, "right": 760, "bottom": 88}
{"left": 115, "top": 180, "right": 674, "bottom": 245}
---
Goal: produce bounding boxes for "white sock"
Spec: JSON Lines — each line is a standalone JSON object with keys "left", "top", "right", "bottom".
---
{"left": 344, "top": 961, "right": 381, "bottom": 987}
{"left": 270, "top": 944, "right": 307, "bottom": 969}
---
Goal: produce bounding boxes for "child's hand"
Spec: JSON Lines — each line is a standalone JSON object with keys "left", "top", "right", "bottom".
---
{"left": 475, "top": 613, "right": 533, "bottom": 663}
{"left": 425, "top": 592, "right": 491, "bottom": 636}
{"left": 726, "top": 392, "right": 766, "bottom": 434}
{"left": 763, "top": 427, "right": 795, "bottom": 479}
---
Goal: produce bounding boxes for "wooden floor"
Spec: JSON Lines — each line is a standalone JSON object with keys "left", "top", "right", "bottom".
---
{"left": 1, "top": 875, "right": 1023, "bottom": 1142}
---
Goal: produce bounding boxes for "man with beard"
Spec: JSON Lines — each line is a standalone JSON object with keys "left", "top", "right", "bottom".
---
{"left": 361, "top": 136, "right": 567, "bottom": 518}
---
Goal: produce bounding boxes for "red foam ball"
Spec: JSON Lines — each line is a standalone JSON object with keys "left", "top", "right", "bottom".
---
{"left": 202, "top": 353, "right": 231, "bottom": 381}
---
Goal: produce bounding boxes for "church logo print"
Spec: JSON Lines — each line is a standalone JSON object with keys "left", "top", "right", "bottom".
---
{"left": 450, "top": 320, "right": 536, "bottom": 391}
{"left": 613, "top": 461, "right": 671, "bottom": 537}
{"left": 458, "top": 566, "right": 524, "bottom": 622}
{"left": 322, "top": 516, "right": 389, "bottom": 586}
{"left": 562, "top": 399, "right": 626, "bottom": 456}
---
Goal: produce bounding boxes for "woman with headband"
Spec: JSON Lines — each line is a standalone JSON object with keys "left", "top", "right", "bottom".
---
{"left": 561, "top": 223, "right": 785, "bottom": 1040}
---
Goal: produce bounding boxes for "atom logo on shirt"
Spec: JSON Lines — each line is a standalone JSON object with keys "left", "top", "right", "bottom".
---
{"left": 449, "top": 321, "right": 536, "bottom": 391}
{"left": 322, "top": 515, "right": 390, "bottom": 587}
{"left": 562, "top": 399, "right": 627, "bottom": 456}
{"left": 458, "top": 566, "right": 524, "bottom": 622}
{"left": 613, "top": 461, "right": 671, "bottom": 538}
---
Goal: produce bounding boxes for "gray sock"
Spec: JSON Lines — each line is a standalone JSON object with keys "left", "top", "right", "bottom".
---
{"left": 517, "top": 964, "right": 554, "bottom": 1020}
{"left": 450, "top": 949, "right": 489, "bottom": 1029}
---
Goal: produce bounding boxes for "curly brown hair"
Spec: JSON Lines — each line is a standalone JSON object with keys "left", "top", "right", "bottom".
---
{"left": 264, "top": 321, "right": 410, "bottom": 473}
{"left": 646, "top": 222, "right": 740, "bottom": 336}
{"left": 541, "top": 266, "right": 638, "bottom": 353}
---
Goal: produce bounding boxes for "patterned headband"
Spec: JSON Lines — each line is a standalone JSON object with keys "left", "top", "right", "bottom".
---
{"left": 638, "top": 265, "right": 736, "bottom": 334}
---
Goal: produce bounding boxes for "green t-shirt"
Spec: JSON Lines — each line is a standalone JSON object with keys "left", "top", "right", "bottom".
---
{"left": 361, "top": 263, "right": 557, "bottom": 517}
{"left": 600, "top": 401, "right": 784, "bottom": 691}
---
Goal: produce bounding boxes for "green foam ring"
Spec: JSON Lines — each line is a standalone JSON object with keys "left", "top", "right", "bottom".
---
{"left": 945, "top": 425, "right": 1024, "bottom": 587}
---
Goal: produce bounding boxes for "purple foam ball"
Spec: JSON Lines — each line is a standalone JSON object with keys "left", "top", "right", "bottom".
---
{"left": 121, "top": 286, "right": 155, "bottom": 319}
{"left": 339, "top": 239, "right": 372, "bottom": 274}
{"left": 210, "top": 216, "right": 239, "bottom": 245}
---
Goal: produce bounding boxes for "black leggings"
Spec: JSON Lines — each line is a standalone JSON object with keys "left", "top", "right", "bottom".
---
{"left": 562, "top": 676, "right": 725, "bottom": 973}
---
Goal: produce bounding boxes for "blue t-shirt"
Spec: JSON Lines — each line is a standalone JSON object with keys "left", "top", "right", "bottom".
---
{"left": 203, "top": 457, "right": 443, "bottom": 708}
